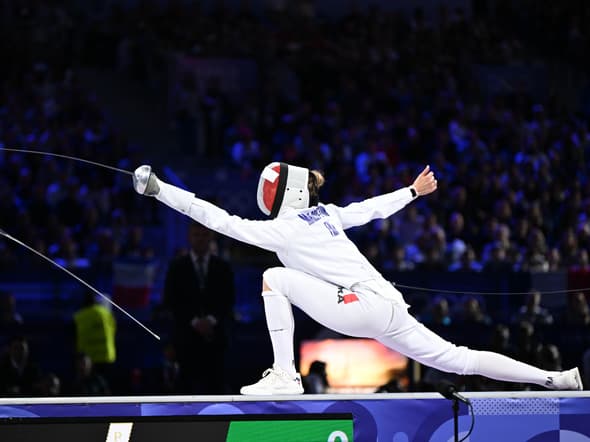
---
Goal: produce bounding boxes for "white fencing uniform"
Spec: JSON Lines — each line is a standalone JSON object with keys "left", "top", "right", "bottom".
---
{"left": 153, "top": 180, "right": 567, "bottom": 388}
{"left": 157, "top": 181, "right": 416, "bottom": 292}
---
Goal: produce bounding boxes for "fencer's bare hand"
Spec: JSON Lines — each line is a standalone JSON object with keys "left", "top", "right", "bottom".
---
{"left": 411, "top": 165, "right": 437, "bottom": 196}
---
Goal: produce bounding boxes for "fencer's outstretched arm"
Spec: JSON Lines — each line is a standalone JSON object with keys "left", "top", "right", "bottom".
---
{"left": 333, "top": 165, "right": 437, "bottom": 229}
{"left": 133, "top": 166, "right": 291, "bottom": 252}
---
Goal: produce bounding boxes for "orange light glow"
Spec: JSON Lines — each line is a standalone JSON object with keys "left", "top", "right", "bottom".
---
{"left": 300, "top": 339, "right": 407, "bottom": 390}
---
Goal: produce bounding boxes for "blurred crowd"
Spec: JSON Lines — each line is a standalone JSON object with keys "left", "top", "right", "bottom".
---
{"left": 0, "top": 2, "right": 160, "bottom": 271}
{"left": 3, "top": 1, "right": 590, "bottom": 273}
{"left": 1, "top": 0, "right": 590, "bottom": 395}
{"left": 89, "top": 0, "right": 590, "bottom": 274}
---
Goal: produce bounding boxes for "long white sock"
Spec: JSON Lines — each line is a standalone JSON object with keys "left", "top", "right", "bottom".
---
{"left": 262, "top": 291, "right": 296, "bottom": 377}
{"left": 475, "top": 351, "right": 557, "bottom": 387}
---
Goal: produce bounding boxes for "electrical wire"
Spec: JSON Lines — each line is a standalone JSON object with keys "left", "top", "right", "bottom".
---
{"left": 459, "top": 402, "right": 475, "bottom": 442}
{"left": 394, "top": 283, "right": 587, "bottom": 296}
{"left": 0, "top": 229, "right": 160, "bottom": 341}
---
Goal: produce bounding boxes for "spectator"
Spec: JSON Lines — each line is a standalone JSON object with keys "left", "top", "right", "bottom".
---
{"left": 481, "top": 223, "right": 513, "bottom": 263}
{"left": 146, "top": 342, "right": 182, "bottom": 395}
{"left": 382, "top": 244, "right": 415, "bottom": 272}
{"left": 0, "top": 291, "right": 23, "bottom": 328}
{"left": 229, "top": 118, "right": 262, "bottom": 172}
{"left": 489, "top": 324, "right": 514, "bottom": 357}
{"left": 512, "top": 290, "right": 554, "bottom": 326}
{"left": 201, "top": 77, "right": 230, "bottom": 158}
{"left": 0, "top": 336, "right": 43, "bottom": 396}
{"left": 0, "top": 240, "right": 17, "bottom": 269}
{"left": 170, "top": 72, "right": 201, "bottom": 156}
{"left": 302, "top": 360, "right": 329, "bottom": 394}
{"left": 482, "top": 245, "right": 513, "bottom": 273}
{"left": 559, "top": 229, "right": 581, "bottom": 268}
{"left": 536, "top": 344, "right": 562, "bottom": 372}
{"left": 39, "top": 372, "right": 62, "bottom": 397}
{"left": 416, "top": 212, "right": 447, "bottom": 270}
{"left": 73, "top": 292, "right": 117, "bottom": 379}
{"left": 396, "top": 205, "right": 424, "bottom": 250}
{"left": 52, "top": 228, "right": 90, "bottom": 269}
{"left": 420, "top": 296, "right": 452, "bottom": 326}
{"left": 519, "top": 228, "right": 550, "bottom": 272}
{"left": 562, "top": 292, "right": 590, "bottom": 326}
{"left": 456, "top": 296, "right": 492, "bottom": 325}
{"left": 546, "top": 248, "right": 562, "bottom": 271}
{"left": 448, "top": 245, "right": 483, "bottom": 272}
{"left": 446, "top": 211, "right": 467, "bottom": 266}
{"left": 375, "top": 370, "right": 406, "bottom": 393}
{"left": 120, "top": 225, "right": 153, "bottom": 258}
{"left": 162, "top": 223, "right": 235, "bottom": 394}
{"left": 67, "top": 353, "right": 110, "bottom": 396}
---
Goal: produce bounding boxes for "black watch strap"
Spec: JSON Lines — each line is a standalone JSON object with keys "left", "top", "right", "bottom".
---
{"left": 410, "top": 186, "right": 417, "bottom": 198}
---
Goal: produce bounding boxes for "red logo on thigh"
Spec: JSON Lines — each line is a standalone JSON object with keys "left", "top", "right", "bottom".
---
{"left": 342, "top": 293, "right": 359, "bottom": 304}
{"left": 337, "top": 287, "right": 359, "bottom": 304}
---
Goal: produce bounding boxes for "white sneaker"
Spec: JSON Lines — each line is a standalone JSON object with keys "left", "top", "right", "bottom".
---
{"left": 546, "top": 367, "right": 583, "bottom": 390}
{"left": 240, "top": 365, "right": 304, "bottom": 395}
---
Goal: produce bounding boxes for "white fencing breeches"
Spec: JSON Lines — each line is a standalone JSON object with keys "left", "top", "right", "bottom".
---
{"left": 263, "top": 267, "right": 554, "bottom": 385}
{"left": 263, "top": 267, "right": 477, "bottom": 375}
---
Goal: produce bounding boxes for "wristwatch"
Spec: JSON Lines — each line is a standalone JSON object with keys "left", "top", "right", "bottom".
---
{"left": 410, "top": 186, "right": 418, "bottom": 198}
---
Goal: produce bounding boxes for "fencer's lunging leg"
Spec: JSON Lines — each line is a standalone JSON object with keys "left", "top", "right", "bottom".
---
{"left": 377, "top": 309, "right": 559, "bottom": 387}
{"left": 471, "top": 351, "right": 557, "bottom": 385}
{"left": 261, "top": 281, "right": 296, "bottom": 377}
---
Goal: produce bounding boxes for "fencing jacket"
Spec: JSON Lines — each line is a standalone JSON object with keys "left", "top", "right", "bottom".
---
{"left": 156, "top": 181, "right": 417, "bottom": 291}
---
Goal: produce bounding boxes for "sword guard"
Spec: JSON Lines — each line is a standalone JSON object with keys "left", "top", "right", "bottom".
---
{"left": 133, "top": 165, "right": 160, "bottom": 196}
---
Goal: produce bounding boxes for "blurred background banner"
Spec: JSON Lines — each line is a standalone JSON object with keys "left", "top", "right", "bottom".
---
{"left": 112, "top": 259, "right": 159, "bottom": 309}
{"left": 299, "top": 338, "right": 408, "bottom": 393}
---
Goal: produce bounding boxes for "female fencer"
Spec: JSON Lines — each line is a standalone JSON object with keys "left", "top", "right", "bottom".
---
{"left": 133, "top": 163, "right": 582, "bottom": 395}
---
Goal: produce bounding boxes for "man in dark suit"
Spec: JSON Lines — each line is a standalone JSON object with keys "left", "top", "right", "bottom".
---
{"left": 163, "top": 222, "right": 235, "bottom": 394}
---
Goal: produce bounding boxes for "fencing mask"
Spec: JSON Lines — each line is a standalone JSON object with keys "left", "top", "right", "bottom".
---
{"left": 257, "top": 162, "right": 310, "bottom": 217}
